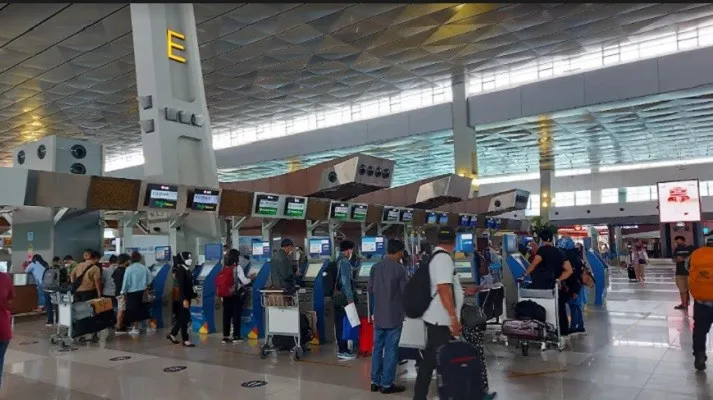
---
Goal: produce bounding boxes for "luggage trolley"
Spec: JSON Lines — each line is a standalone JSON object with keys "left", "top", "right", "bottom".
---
{"left": 49, "top": 292, "right": 85, "bottom": 348}
{"left": 503, "top": 282, "right": 565, "bottom": 356}
{"left": 50, "top": 294, "right": 113, "bottom": 348}
{"left": 259, "top": 289, "right": 304, "bottom": 361}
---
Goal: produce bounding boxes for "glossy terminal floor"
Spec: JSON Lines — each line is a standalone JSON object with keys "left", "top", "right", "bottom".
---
{"left": 4, "top": 263, "right": 713, "bottom": 400}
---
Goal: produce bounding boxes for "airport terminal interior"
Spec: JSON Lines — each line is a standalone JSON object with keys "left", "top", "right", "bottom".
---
{"left": 1, "top": 2, "right": 713, "bottom": 399}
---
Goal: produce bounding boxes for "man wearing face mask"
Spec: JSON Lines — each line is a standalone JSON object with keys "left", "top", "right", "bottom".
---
{"left": 268, "top": 239, "right": 296, "bottom": 291}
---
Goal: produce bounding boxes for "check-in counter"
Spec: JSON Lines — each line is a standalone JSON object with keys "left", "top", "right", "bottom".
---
{"left": 11, "top": 273, "right": 39, "bottom": 314}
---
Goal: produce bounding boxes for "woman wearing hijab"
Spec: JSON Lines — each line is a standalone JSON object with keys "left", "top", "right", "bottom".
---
{"left": 167, "top": 252, "right": 196, "bottom": 347}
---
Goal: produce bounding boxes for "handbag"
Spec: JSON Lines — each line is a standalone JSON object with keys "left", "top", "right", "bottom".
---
{"left": 461, "top": 303, "right": 487, "bottom": 329}
{"left": 341, "top": 315, "right": 360, "bottom": 342}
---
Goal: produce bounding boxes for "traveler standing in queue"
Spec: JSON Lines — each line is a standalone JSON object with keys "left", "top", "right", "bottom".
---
{"left": 688, "top": 237, "right": 713, "bottom": 370}
{"left": 557, "top": 237, "right": 586, "bottom": 335}
{"left": 413, "top": 227, "right": 464, "bottom": 400}
{"left": 112, "top": 254, "right": 130, "bottom": 333}
{"left": 102, "top": 255, "right": 119, "bottom": 313}
{"left": 631, "top": 242, "right": 649, "bottom": 283}
{"left": 167, "top": 252, "right": 197, "bottom": 347}
{"left": 63, "top": 255, "right": 78, "bottom": 275}
{"left": 334, "top": 240, "right": 358, "bottom": 360}
{"left": 673, "top": 235, "right": 696, "bottom": 310}
{"left": 218, "top": 249, "right": 254, "bottom": 344}
{"left": 25, "top": 254, "right": 48, "bottom": 311}
{"left": 70, "top": 251, "right": 103, "bottom": 342}
{"left": 43, "top": 257, "right": 64, "bottom": 326}
{"left": 121, "top": 252, "right": 152, "bottom": 336}
{"left": 368, "top": 239, "right": 408, "bottom": 394}
{"left": 268, "top": 239, "right": 296, "bottom": 290}
{"left": 522, "top": 231, "right": 573, "bottom": 336}
{"left": 0, "top": 269, "right": 13, "bottom": 389}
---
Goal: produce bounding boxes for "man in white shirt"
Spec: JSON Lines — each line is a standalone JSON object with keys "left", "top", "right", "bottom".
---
{"left": 413, "top": 227, "right": 464, "bottom": 400}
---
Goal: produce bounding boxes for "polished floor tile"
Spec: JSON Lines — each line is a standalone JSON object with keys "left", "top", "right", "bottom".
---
{"left": 4, "top": 261, "right": 713, "bottom": 399}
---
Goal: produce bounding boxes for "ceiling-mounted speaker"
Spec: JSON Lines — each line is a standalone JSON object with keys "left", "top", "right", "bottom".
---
{"left": 17, "top": 150, "right": 25, "bottom": 165}
{"left": 37, "top": 144, "right": 46, "bottom": 160}
{"left": 358, "top": 164, "right": 366, "bottom": 175}
{"left": 366, "top": 166, "right": 374, "bottom": 176}
{"left": 382, "top": 168, "right": 391, "bottom": 179}
{"left": 327, "top": 171, "right": 337, "bottom": 183}
{"left": 70, "top": 144, "right": 86, "bottom": 159}
{"left": 375, "top": 166, "right": 382, "bottom": 178}
{"left": 70, "top": 163, "right": 86, "bottom": 175}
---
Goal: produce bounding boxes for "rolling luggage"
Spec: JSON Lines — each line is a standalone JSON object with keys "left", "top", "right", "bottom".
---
{"left": 358, "top": 316, "right": 373, "bottom": 355}
{"left": 436, "top": 340, "right": 485, "bottom": 400}
{"left": 627, "top": 265, "right": 637, "bottom": 281}
{"left": 501, "top": 319, "right": 549, "bottom": 341}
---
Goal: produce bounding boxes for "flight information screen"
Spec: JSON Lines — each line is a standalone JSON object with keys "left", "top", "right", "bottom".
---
{"left": 144, "top": 183, "right": 178, "bottom": 209}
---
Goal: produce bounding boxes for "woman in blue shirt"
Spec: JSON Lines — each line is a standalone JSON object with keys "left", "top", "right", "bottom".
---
{"left": 25, "top": 255, "right": 48, "bottom": 311}
{"left": 120, "top": 252, "right": 152, "bottom": 335}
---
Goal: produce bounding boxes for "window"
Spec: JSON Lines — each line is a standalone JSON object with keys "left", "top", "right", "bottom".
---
{"left": 601, "top": 188, "right": 619, "bottom": 204}
{"left": 575, "top": 190, "right": 592, "bottom": 206}
{"left": 525, "top": 193, "right": 540, "bottom": 217}
{"left": 700, "top": 181, "right": 713, "bottom": 197}
{"left": 626, "top": 186, "right": 655, "bottom": 202}
{"left": 554, "top": 191, "right": 575, "bottom": 207}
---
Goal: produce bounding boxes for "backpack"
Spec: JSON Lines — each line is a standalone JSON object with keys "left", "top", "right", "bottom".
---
{"left": 513, "top": 300, "right": 547, "bottom": 322}
{"left": 688, "top": 247, "right": 713, "bottom": 301}
{"left": 403, "top": 250, "right": 450, "bottom": 319}
{"left": 42, "top": 267, "right": 65, "bottom": 292}
{"left": 216, "top": 266, "right": 236, "bottom": 298}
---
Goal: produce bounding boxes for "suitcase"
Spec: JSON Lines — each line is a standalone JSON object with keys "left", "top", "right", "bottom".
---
{"left": 627, "top": 266, "right": 637, "bottom": 281}
{"left": 501, "top": 319, "right": 549, "bottom": 341}
{"left": 88, "top": 298, "right": 113, "bottom": 315}
{"left": 436, "top": 340, "right": 485, "bottom": 400}
{"left": 358, "top": 316, "right": 373, "bottom": 355}
{"left": 71, "top": 301, "right": 93, "bottom": 321}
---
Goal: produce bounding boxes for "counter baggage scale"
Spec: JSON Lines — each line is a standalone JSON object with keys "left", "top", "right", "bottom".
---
{"left": 242, "top": 241, "right": 273, "bottom": 340}
{"left": 190, "top": 244, "right": 223, "bottom": 334}
{"left": 148, "top": 246, "right": 173, "bottom": 329}
{"left": 296, "top": 238, "right": 333, "bottom": 344}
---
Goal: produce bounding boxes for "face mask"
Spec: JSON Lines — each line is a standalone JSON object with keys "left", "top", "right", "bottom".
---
{"left": 185, "top": 259, "right": 193, "bottom": 267}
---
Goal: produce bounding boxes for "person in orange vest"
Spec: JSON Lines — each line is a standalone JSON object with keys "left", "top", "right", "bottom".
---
{"left": 687, "top": 237, "right": 713, "bottom": 371}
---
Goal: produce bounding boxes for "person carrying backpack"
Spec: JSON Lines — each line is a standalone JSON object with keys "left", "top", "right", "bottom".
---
{"left": 216, "top": 249, "right": 253, "bottom": 344}
{"left": 687, "top": 237, "right": 713, "bottom": 371}
{"left": 101, "top": 255, "right": 119, "bottom": 311}
{"left": 41, "top": 257, "right": 65, "bottom": 326}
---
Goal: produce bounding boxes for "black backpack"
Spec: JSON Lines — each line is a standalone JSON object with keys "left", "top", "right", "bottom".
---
{"left": 322, "top": 260, "right": 338, "bottom": 297}
{"left": 513, "top": 300, "right": 547, "bottom": 322}
{"left": 403, "top": 250, "right": 450, "bottom": 319}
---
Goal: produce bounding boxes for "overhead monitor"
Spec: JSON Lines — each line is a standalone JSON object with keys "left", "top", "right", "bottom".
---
{"left": 253, "top": 193, "right": 280, "bottom": 217}
{"left": 155, "top": 246, "right": 171, "bottom": 263}
{"left": 350, "top": 204, "right": 368, "bottom": 222}
{"left": 308, "top": 238, "right": 331, "bottom": 257}
{"left": 304, "top": 263, "right": 323, "bottom": 279}
{"left": 361, "top": 236, "right": 385, "bottom": 254}
{"left": 204, "top": 243, "right": 223, "bottom": 261}
{"left": 189, "top": 188, "right": 220, "bottom": 211}
{"left": 329, "top": 202, "right": 350, "bottom": 221}
{"left": 400, "top": 209, "right": 414, "bottom": 224}
{"left": 382, "top": 207, "right": 400, "bottom": 223}
{"left": 458, "top": 214, "right": 470, "bottom": 227}
{"left": 144, "top": 183, "right": 178, "bottom": 209}
{"left": 284, "top": 196, "right": 308, "bottom": 219}
{"left": 437, "top": 213, "right": 449, "bottom": 225}
{"left": 425, "top": 211, "right": 438, "bottom": 225}
{"left": 657, "top": 179, "right": 702, "bottom": 223}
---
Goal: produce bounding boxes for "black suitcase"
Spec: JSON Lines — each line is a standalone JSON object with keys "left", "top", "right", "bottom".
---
{"left": 436, "top": 340, "right": 485, "bottom": 400}
{"left": 627, "top": 266, "right": 637, "bottom": 281}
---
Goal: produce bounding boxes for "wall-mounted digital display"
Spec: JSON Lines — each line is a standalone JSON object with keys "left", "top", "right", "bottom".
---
{"left": 308, "top": 238, "right": 331, "bottom": 257}
{"left": 361, "top": 236, "right": 385, "bottom": 254}
{"left": 204, "top": 243, "right": 223, "bottom": 261}
{"left": 189, "top": 188, "right": 220, "bottom": 211}
{"left": 456, "top": 233, "right": 474, "bottom": 253}
{"left": 400, "top": 209, "right": 414, "bottom": 224}
{"left": 657, "top": 180, "right": 702, "bottom": 223}
{"left": 284, "top": 196, "right": 307, "bottom": 219}
{"left": 251, "top": 242, "right": 270, "bottom": 257}
{"left": 382, "top": 207, "right": 400, "bottom": 223}
{"left": 254, "top": 193, "right": 279, "bottom": 217}
{"left": 144, "top": 183, "right": 178, "bottom": 209}
{"left": 437, "top": 213, "right": 449, "bottom": 225}
{"left": 351, "top": 204, "right": 368, "bottom": 221}
{"left": 155, "top": 246, "right": 172, "bottom": 263}
{"left": 330, "top": 202, "right": 350, "bottom": 221}
{"left": 425, "top": 211, "right": 438, "bottom": 225}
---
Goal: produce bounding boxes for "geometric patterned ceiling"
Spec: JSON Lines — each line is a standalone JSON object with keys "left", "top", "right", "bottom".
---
{"left": 221, "top": 85, "right": 713, "bottom": 185}
{"left": 2, "top": 3, "right": 713, "bottom": 167}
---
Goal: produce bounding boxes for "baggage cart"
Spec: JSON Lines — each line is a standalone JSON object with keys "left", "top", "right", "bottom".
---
{"left": 49, "top": 293, "right": 113, "bottom": 348}
{"left": 258, "top": 289, "right": 304, "bottom": 361}
{"left": 503, "top": 282, "right": 565, "bottom": 356}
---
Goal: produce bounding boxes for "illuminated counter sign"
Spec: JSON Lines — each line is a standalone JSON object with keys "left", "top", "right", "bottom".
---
{"left": 254, "top": 194, "right": 279, "bottom": 217}
{"left": 284, "top": 196, "right": 307, "bottom": 219}
{"left": 145, "top": 184, "right": 178, "bottom": 209}
{"left": 190, "top": 188, "right": 220, "bottom": 211}
{"left": 400, "top": 209, "right": 414, "bottom": 224}
{"left": 351, "top": 204, "right": 368, "bottom": 222}
{"left": 382, "top": 207, "right": 400, "bottom": 223}
{"left": 167, "top": 29, "right": 186, "bottom": 63}
{"left": 330, "top": 202, "right": 350, "bottom": 221}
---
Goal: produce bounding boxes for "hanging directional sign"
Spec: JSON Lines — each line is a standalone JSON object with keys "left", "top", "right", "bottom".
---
{"left": 241, "top": 380, "right": 268, "bottom": 388}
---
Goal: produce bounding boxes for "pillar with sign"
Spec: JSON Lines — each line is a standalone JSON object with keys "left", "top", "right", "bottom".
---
{"left": 130, "top": 4, "right": 221, "bottom": 254}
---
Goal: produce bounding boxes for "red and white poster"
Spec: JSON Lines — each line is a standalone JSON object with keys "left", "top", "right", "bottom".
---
{"left": 657, "top": 180, "right": 702, "bottom": 223}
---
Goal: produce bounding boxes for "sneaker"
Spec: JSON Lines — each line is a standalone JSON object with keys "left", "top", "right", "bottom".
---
{"left": 128, "top": 328, "right": 140, "bottom": 336}
{"left": 337, "top": 352, "right": 357, "bottom": 360}
{"left": 222, "top": 337, "right": 232, "bottom": 344}
{"left": 380, "top": 385, "right": 406, "bottom": 394}
{"left": 370, "top": 383, "right": 380, "bottom": 392}
{"left": 694, "top": 352, "right": 708, "bottom": 371}
{"left": 232, "top": 337, "right": 244, "bottom": 344}
{"left": 45, "top": 323, "right": 53, "bottom": 327}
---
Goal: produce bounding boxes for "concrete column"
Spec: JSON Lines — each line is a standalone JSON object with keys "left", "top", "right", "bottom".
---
{"left": 451, "top": 74, "right": 478, "bottom": 196}
{"left": 540, "top": 169, "right": 553, "bottom": 222}
{"left": 538, "top": 116, "right": 554, "bottom": 221}
{"left": 130, "top": 4, "right": 220, "bottom": 255}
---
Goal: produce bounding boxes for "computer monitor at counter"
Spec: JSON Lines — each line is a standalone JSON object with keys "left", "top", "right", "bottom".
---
{"left": 303, "top": 263, "right": 323, "bottom": 280}
{"left": 358, "top": 261, "right": 376, "bottom": 279}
